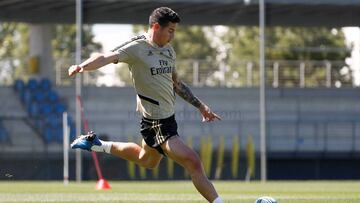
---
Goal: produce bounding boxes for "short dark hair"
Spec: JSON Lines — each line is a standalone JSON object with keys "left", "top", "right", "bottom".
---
{"left": 149, "top": 7, "right": 181, "bottom": 27}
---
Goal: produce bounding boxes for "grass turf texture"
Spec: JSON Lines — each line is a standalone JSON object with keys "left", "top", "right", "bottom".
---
{"left": 0, "top": 181, "right": 359, "bottom": 203}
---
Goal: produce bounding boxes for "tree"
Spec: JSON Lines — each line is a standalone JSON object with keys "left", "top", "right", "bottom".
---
{"left": 52, "top": 24, "right": 102, "bottom": 85}
{"left": 222, "top": 26, "right": 351, "bottom": 87}
{"left": 172, "top": 26, "right": 218, "bottom": 86}
{"left": 0, "top": 23, "right": 29, "bottom": 85}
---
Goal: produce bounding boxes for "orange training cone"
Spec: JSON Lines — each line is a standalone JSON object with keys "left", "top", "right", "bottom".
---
{"left": 96, "top": 178, "right": 111, "bottom": 190}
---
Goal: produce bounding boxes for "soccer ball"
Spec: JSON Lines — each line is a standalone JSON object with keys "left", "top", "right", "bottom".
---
{"left": 254, "top": 196, "right": 278, "bottom": 203}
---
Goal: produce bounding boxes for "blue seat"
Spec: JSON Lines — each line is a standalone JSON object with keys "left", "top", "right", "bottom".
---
{"left": 34, "top": 91, "right": 46, "bottom": 103}
{"left": 47, "top": 90, "right": 59, "bottom": 103}
{"left": 67, "top": 117, "right": 76, "bottom": 140}
{"left": 54, "top": 103, "right": 66, "bottom": 115}
{"left": 46, "top": 115, "right": 61, "bottom": 128}
{"left": 54, "top": 128, "right": 63, "bottom": 143}
{"left": 28, "top": 101, "right": 39, "bottom": 117}
{"left": 43, "top": 126, "right": 53, "bottom": 143}
{"left": 0, "top": 122, "right": 9, "bottom": 143}
{"left": 27, "top": 78, "right": 38, "bottom": 91}
{"left": 0, "top": 129, "right": 5, "bottom": 142}
{"left": 21, "top": 89, "right": 33, "bottom": 105}
{"left": 13, "top": 78, "right": 73, "bottom": 144}
{"left": 43, "top": 126, "right": 64, "bottom": 143}
{"left": 0, "top": 128, "right": 4, "bottom": 141}
{"left": 14, "top": 79, "right": 25, "bottom": 92}
{"left": 40, "top": 78, "right": 51, "bottom": 91}
{"left": 40, "top": 103, "right": 53, "bottom": 116}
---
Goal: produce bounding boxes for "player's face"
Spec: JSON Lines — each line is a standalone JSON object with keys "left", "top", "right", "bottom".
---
{"left": 155, "top": 22, "right": 177, "bottom": 46}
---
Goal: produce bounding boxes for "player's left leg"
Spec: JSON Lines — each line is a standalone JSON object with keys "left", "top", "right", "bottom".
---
{"left": 161, "top": 136, "right": 222, "bottom": 203}
{"left": 111, "top": 139, "right": 162, "bottom": 169}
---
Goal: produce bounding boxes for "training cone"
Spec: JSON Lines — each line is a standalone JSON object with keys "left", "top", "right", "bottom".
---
{"left": 96, "top": 178, "right": 111, "bottom": 190}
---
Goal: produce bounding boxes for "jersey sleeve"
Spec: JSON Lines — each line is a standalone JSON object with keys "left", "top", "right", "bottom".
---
{"left": 111, "top": 35, "right": 146, "bottom": 64}
{"left": 112, "top": 43, "right": 134, "bottom": 64}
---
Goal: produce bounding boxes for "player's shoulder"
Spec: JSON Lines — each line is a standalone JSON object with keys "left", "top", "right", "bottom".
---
{"left": 130, "top": 35, "right": 148, "bottom": 45}
{"left": 111, "top": 35, "right": 147, "bottom": 51}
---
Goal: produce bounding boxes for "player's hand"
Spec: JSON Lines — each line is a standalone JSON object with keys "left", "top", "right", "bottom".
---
{"left": 68, "top": 65, "right": 83, "bottom": 77}
{"left": 199, "top": 104, "right": 221, "bottom": 122}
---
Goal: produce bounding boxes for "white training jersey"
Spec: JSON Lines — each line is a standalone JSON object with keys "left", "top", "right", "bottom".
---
{"left": 113, "top": 33, "right": 176, "bottom": 119}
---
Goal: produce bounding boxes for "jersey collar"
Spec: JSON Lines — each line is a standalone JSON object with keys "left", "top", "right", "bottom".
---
{"left": 144, "top": 32, "right": 167, "bottom": 49}
{"left": 144, "top": 33, "right": 174, "bottom": 60}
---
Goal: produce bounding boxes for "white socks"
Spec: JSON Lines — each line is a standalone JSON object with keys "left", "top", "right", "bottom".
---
{"left": 212, "top": 197, "right": 223, "bottom": 203}
{"left": 90, "top": 140, "right": 113, "bottom": 154}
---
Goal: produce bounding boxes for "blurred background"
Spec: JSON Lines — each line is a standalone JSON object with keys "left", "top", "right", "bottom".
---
{"left": 1, "top": 0, "right": 360, "bottom": 182}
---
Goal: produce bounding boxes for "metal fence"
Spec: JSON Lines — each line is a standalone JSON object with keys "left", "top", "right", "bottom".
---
{"left": 52, "top": 58, "right": 355, "bottom": 88}
{"left": 0, "top": 57, "right": 353, "bottom": 88}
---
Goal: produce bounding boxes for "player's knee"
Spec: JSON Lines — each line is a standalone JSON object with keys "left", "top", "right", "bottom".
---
{"left": 184, "top": 153, "right": 203, "bottom": 173}
{"left": 143, "top": 161, "right": 160, "bottom": 169}
{"left": 139, "top": 157, "right": 160, "bottom": 169}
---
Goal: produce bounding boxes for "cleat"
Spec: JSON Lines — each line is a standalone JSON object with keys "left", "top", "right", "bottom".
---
{"left": 71, "top": 131, "right": 102, "bottom": 151}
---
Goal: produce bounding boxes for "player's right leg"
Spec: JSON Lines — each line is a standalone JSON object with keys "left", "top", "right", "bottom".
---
{"left": 162, "top": 136, "right": 222, "bottom": 203}
{"left": 71, "top": 131, "right": 162, "bottom": 169}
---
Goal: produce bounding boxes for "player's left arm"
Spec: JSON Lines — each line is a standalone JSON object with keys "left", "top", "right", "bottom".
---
{"left": 172, "top": 69, "right": 221, "bottom": 122}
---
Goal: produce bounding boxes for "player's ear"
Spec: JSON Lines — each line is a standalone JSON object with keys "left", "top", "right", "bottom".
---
{"left": 152, "top": 23, "right": 160, "bottom": 30}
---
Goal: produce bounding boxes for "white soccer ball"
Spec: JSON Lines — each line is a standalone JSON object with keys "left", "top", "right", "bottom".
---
{"left": 254, "top": 196, "right": 278, "bottom": 203}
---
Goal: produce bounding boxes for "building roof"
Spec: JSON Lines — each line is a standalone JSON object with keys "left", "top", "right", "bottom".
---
{"left": 1, "top": 0, "right": 360, "bottom": 26}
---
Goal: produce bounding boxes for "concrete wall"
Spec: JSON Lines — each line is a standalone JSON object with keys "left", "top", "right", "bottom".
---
{"left": 57, "top": 87, "right": 360, "bottom": 153}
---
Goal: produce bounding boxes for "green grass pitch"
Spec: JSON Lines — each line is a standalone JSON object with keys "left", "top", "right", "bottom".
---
{"left": 0, "top": 181, "right": 359, "bottom": 202}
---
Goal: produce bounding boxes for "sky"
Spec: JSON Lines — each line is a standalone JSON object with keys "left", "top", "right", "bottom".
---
{"left": 93, "top": 24, "right": 134, "bottom": 52}
{"left": 92, "top": 24, "right": 360, "bottom": 86}
{"left": 343, "top": 27, "right": 360, "bottom": 86}
{"left": 92, "top": 24, "right": 133, "bottom": 86}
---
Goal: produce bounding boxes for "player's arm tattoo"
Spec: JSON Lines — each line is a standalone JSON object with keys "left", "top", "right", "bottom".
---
{"left": 173, "top": 70, "right": 203, "bottom": 108}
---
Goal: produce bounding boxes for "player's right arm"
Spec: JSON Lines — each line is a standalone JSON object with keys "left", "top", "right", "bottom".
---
{"left": 68, "top": 52, "right": 119, "bottom": 77}
{"left": 172, "top": 68, "right": 221, "bottom": 122}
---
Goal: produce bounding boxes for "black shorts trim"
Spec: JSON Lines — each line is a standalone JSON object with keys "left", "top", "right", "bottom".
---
{"left": 138, "top": 94, "right": 160, "bottom": 105}
{"left": 140, "top": 114, "right": 178, "bottom": 155}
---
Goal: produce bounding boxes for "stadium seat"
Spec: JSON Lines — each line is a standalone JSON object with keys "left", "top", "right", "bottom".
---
{"left": 27, "top": 78, "right": 38, "bottom": 90}
{"left": 40, "top": 78, "right": 51, "bottom": 91}
{"left": 46, "top": 115, "right": 61, "bottom": 128}
{"left": 47, "top": 90, "right": 59, "bottom": 103}
{"left": 67, "top": 117, "right": 76, "bottom": 141}
{"left": 43, "top": 127, "right": 53, "bottom": 143}
{"left": 28, "top": 101, "right": 40, "bottom": 117}
{"left": 54, "top": 102, "right": 66, "bottom": 115}
{"left": 40, "top": 103, "right": 53, "bottom": 116}
{"left": 0, "top": 121, "right": 10, "bottom": 143}
{"left": 14, "top": 79, "right": 25, "bottom": 92}
{"left": 21, "top": 89, "right": 33, "bottom": 105}
{"left": 54, "top": 128, "right": 63, "bottom": 142}
{"left": 13, "top": 77, "right": 76, "bottom": 144}
{"left": 34, "top": 91, "right": 47, "bottom": 103}
{"left": 0, "top": 129, "right": 6, "bottom": 142}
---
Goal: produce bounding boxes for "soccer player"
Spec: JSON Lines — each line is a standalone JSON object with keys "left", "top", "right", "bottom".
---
{"left": 68, "top": 7, "right": 223, "bottom": 203}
